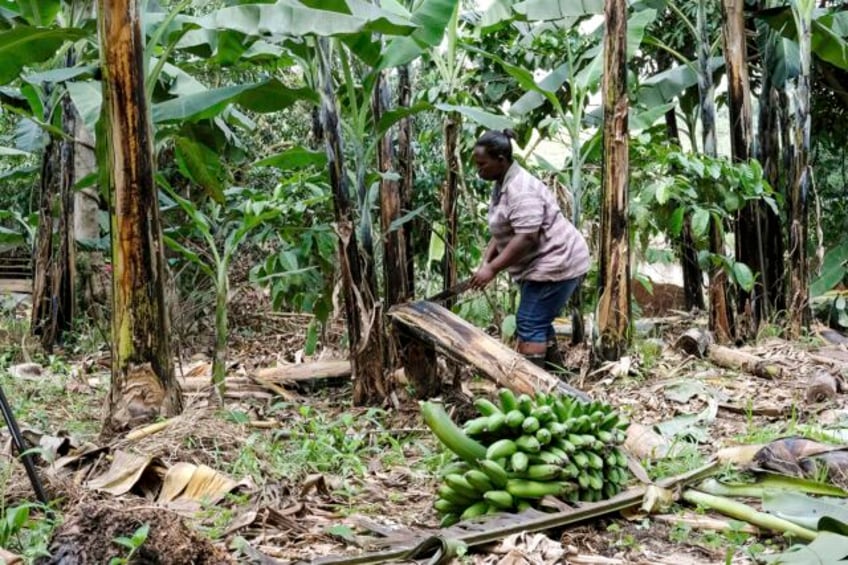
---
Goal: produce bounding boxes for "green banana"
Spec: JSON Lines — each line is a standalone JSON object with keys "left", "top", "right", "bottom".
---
{"left": 484, "top": 489, "right": 514, "bottom": 510}
{"left": 486, "top": 438, "right": 518, "bottom": 461}
{"left": 531, "top": 405, "right": 554, "bottom": 423}
{"left": 438, "top": 460, "right": 470, "bottom": 477}
{"left": 440, "top": 513, "right": 459, "bottom": 528}
{"left": 515, "top": 434, "right": 541, "bottom": 454}
{"left": 587, "top": 451, "right": 605, "bottom": 470}
{"left": 479, "top": 459, "right": 509, "bottom": 488}
{"left": 444, "top": 474, "right": 480, "bottom": 499}
{"left": 506, "top": 479, "right": 572, "bottom": 499}
{"left": 505, "top": 409, "right": 525, "bottom": 428}
{"left": 535, "top": 427, "right": 552, "bottom": 446}
{"left": 526, "top": 464, "right": 561, "bottom": 481}
{"left": 498, "top": 389, "right": 518, "bottom": 413}
{"left": 465, "top": 469, "right": 494, "bottom": 493}
{"left": 474, "top": 398, "right": 502, "bottom": 417}
{"left": 438, "top": 484, "right": 474, "bottom": 505}
{"left": 434, "top": 498, "right": 461, "bottom": 513}
{"left": 463, "top": 416, "right": 489, "bottom": 436}
{"left": 460, "top": 500, "right": 490, "bottom": 520}
{"left": 510, "top": 451, "right": 529, "bottom": 473}
{"left": 572, "top": 451, "right": 589, "bottom": 468}
{"left": 486, "top": 412, "right": 506, "bottom": 433}
{"left": 522, "top": 416, "right": 541, "bottom": 434}
{"left": 517, "top": 394, "right": 534, "bottom": 415}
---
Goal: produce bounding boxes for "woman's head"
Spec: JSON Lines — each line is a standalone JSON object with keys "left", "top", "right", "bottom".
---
{"left": 473, "top": 129, "right": 515, "bottom": 182}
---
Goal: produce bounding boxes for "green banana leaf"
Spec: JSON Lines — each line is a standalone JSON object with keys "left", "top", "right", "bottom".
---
{"left": 152, "top": 79, "right": 318, "bottom": 123}
{"left": 512, "top": 0, "right": 604, "bottom": 21}
{"left": 0, "top": 26, "right": 86, "bottom": 85}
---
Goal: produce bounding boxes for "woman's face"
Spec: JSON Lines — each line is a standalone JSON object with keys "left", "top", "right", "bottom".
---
{"left": 473, "top": 146, "right": 508, "bottom": 181}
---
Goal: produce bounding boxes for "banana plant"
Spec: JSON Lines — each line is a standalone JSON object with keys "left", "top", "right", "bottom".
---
{"left": 159, "top": 180, "right": 280, "bottom": 399}
{"left": 469, "top": 3, "right": 657, "bottom": 229}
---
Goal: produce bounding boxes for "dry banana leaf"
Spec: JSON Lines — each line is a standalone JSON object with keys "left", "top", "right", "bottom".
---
{"left": 85, "top": 450, "right": 160, "bottom": 496}
{"left": 753, "top": 437, "right": 848, "bottom": 489}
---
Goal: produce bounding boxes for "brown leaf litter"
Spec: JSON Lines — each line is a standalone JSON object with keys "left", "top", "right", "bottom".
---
{"left": 36, "top": 501, "right": 233, "bottom": 564}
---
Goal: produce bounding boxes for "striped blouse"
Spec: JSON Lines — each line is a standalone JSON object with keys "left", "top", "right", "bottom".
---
{"left": 488, "top": 162, "right": 589, "bottom": 282}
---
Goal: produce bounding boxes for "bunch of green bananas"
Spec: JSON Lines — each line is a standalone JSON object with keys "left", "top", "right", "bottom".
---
{"left": 421, "top": 389, "right": 630, "bottom": 527}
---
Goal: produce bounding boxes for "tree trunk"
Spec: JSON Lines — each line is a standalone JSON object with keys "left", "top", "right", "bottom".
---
{"left": 663, "top": 56, "right": 704, "bottom": 312}
{"left": 31, "top": 135, "right": 61, "bottom": 349}
{"left": 316, "top": 39, "right": 387, "bottom": 405}
{"left": 373, "top": 73, "right": 410, "bottom": 307}
{"left": 787, "top": 1, "right": 813, "bottom": 338}
{"left": 722, "top": 0, "right": 761, "bottom": 339}
{"left": 73, "top": 109, "right": 108, "bottom": 318}
{"left": 31, "top": 90, "right": 77, "bottom": 350}
{"left": 98, "top": 0, "right": 182, "bottom": 434}
{"left": 755, "top": 8, "right": 787, "bottom": 317}
{"left": 596, "top": 0, "right": 631, "bottom": 361}
{"left": 698, "top": 0, "right": 734, "bottom": 343}
{"left": 441, "top": 112, "right": 460, "bottom": 308}
{"left": 397, "top": 64, "right": 415, "bottom": 297}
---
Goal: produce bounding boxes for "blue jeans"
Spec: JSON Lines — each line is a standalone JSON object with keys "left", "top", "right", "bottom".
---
{"left": 516, "top": 277, "right": 582, "bottom": 344}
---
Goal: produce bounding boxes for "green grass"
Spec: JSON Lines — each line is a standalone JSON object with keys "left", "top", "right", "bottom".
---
{"left": 0, "top": 362, "right": 102, "bottom": 441}
{"left": 222, "top": 402, "right": 429, "bottom": 489}
{"left": 642, "top": 441, "right": 707, "bottom": 482}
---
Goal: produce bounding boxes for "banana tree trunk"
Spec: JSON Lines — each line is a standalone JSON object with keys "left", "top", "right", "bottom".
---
{"left": 787, "top": 0, "right": 813, "bottom": 337}
{"left": 31, "top": 90, "right": 77, "bottom": 351}
{"left": 441, "top": 112, "right": 460, "bottom": 308}
{"left": 698, "top": 0, "right": 734, "bottom": 343}
{"left": 722, "top": 0, "right": 762, "bottom": 338}
{"left": 317, "top": 39, "right": 387, "bottom": 405}
{"left": 397, "top": 64, "right": 415, "bottom": 296}
{"left": 755, "top": 7, "right": 787, "bottom": 317}
{"left": 596, "top": 0, "right": 631, "bottom": 361}
{"left": 98, "top": 0, "right": 182, "bottom": 433}
{"left": 31, "top": 134, "right": 61, "bottom": 349}
{"left": 73, "top": 110, "right": 108, "bottom": 317}
{"left": 373, "top": 72, "right": 410, "bottom": 306}
{"left": 662, "top": 55, "right": 704, "bottom": 312}
{"left": 394, "top": 64, "right": 438, "bottom": 397}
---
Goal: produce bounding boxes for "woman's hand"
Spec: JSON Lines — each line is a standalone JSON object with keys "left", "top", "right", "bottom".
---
{"left": 470, "top": 264, "right": 496, "bottom": 289}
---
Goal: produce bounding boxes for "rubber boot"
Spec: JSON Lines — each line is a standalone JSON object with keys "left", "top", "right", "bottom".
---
{"left": 545, "top": 340, "right": 565, "bottom": 374}
{"left": 526, "top": 354, "right": 547, "bottom": 370}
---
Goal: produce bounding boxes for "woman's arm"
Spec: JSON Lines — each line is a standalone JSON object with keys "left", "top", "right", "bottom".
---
{"left": 470, "top": 231, "right": 539, "bottom": 289}
{"left": 482, "top": 237, "right": 499, "bottom": 265}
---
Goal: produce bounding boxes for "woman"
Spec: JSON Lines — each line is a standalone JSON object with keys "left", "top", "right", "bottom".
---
{"left": 469, "top": 129, "right": 589, "bottom": 371}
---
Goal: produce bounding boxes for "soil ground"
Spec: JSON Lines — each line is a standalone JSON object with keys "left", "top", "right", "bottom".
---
{"left": 1, "top": 277, "right": 846, "bottom": 564}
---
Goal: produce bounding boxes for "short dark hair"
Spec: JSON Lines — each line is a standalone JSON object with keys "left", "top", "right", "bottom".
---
{"left": 475, "top": 129, "right": 516, "bottom": 161}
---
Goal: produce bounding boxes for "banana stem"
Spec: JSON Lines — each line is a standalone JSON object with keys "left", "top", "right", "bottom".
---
{"left": 682, "top": 489, "right": 817, "bottom": 541}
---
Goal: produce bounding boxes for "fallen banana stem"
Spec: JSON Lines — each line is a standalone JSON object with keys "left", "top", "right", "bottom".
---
{"left": 124, "top": 418, "right": 176, "bottom": 442}
{"left": 682, "top": 489, "right": 816, "bottom": 541}
{"left": 698, "top": 475, "right": 848, "bottom": 499}
{"left": 654, "top": 513, "right": 759, "bottom": 534}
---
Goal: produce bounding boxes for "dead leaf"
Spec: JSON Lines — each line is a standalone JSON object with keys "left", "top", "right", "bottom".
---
{"left": 662, "top": 379, "right": 706, "bottom": 404}
{"left": 9, "top": 363, "right": 42, "bottom": 379}
{"left": 641, "top": 485, "right": 674, "bottom": 513}
{"left": 716, "top": 444, "right": 765, "bottom": 466}
{"left": 0, "top": 546, "right": 22, "bottom": 564}
{"left": 301, "top": 473, "right": 329, "bottom": 496}
{"left": 85, "top": 450, "right": 157, "bottom": 496}
{"left": 494, "top": 532, "right": 565, "bottom": 564}
{"left": 753, "top": 437, "right": 848, "bottom": 490}
{"left": 223, "top": 510, "right": 259, "bottom": 536}
{"left": 173, "top": 464, "right": 241, "bottom": 504}
{"left": 625, "top": 423, "right": 672, "bottom": 460}
{"left": 50, "top": 444, "right": 108, "bottom": 473}
{"left": 158, "top": 462, "right": 196, "bottom": 503}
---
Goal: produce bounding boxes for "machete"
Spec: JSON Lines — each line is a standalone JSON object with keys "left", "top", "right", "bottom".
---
{"left": 425, "top": 279, "right": 472, "bottom": 304}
